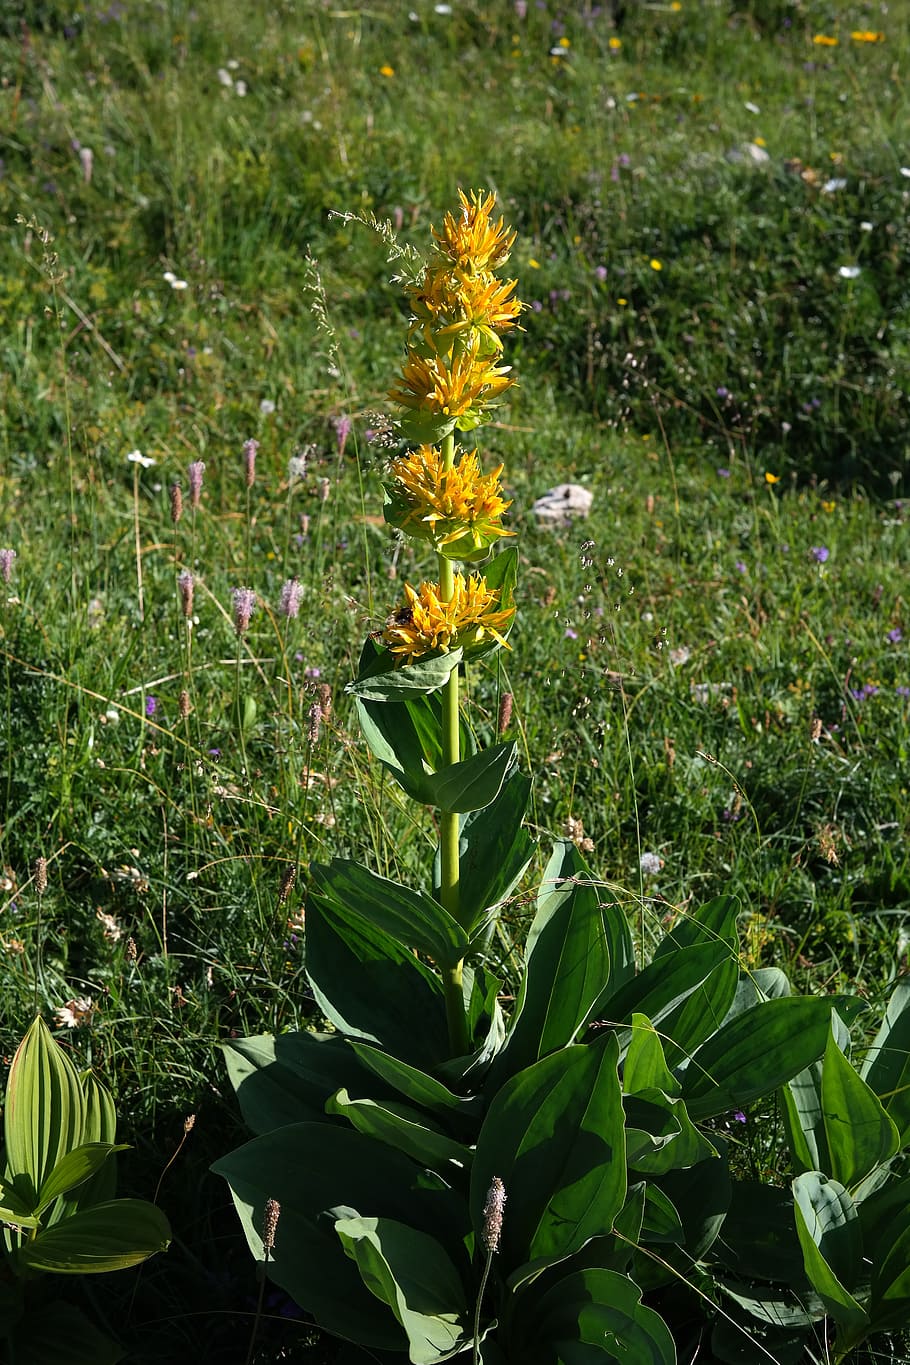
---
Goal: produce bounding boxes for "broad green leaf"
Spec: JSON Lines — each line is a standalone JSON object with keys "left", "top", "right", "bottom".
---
{"left": 0, "top": 1176, "right": 41, "bottom": 1228}
{"left": 653, "top": 1145, "right": 731, "bottom": 1261}
{"left": 464, "top": 963, "right": 507, "bottom": 1069}
{"left": 625, "top": 1091, "right": 716, "bottom": 1175}
{"left": 335, "top": 1216, "right": 470, "bottom": 1365}
{"left": 780, "top": 1060, "right": 829, "bottom": 1176}
{"left": 405, "top": 689, "right": 477, "bottom": 772}
{"left": 72, "top": 1071, "right": 119, "bottom": 1210}
{"left": 870, "top": 1201, "right": 910, "bottom": 1329}
{"left": 213, "top": 1122, "right": 467, "bottom": 1350}
{"left": 791, "top": 1172, "right": 868, "bottom": 1329}
{"left": 722, "top": 967, "right": 791, "bottom": 1026}
{"left": 223, "top": 1032, "right": 383, "bottom": 1135}
{"left": 713, "top": 1181, "right": 807, "bottom": 1285}
{"left": 311, "top": 859, "right": 469, "bottom": 969}
{"left": 472, "top": 1037, "right": 626, "bottom": 1279}
{"left": 520, "top": 1267, "right": 676, "bottom": 1365}
{"left": 717, "top": 1281, "right": 825, "bottom": 1328}
{"left": 35, "top": 1142, "right": 128, "bottom": 1216}
{"left": 17, "top": 1198, "right": 171, "bottom": 1274}
{"left": 594, "top": 941, "right": 730, "bottom": 1040}
{"left": 860, "top": 978, "right": 910, "bottom": 1143}
{"left": 820, "top": 1026, "right": 899, "bottom": 1191}
{"left": 434, "top": 770, "right": 533, "bottom": 940}
{"left": 654, "top": 895, "right": 739, "bottom": 958}
{"left": 4, "top": 1016, "right": 86, "bottom": 1206}
{"left": 640, "top": 1185, "right": 684, "bottom": 1244}
{"left": 7, "top": 1298, "right": 124, "bottom": 1365}
{"left": 305, "top": 891, "right": 449, "bottom": 1070}
{"left": 490, "top": 842, "right": 621, "bottom": 1083}
{"left": 424, "top": 741, "right": 516, "bottom": 814}
{"left": 348, "top": 1042, "right": 482, "bottom": 1124}
{"left": 348, "top": 646, "right": 463, "bottom": 701}
{"left": 682, "top": 997, "right": 834, "bottom": 1121}
{"left": 623, "top": 1016, "right": 681, "bottom": 1098}
{"left": 711, "top": 1311, "right": 809, "bottom": 1365}
{"left": 659, "top": 957, "right": 740, "bottom": 1069}
{"left": 326, "top": 1089, "right": 472, "bottom": 1171}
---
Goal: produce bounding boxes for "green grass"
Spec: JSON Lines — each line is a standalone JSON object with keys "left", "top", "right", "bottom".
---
{"left": 1, "top": 0, "right": 909, "bottom": 1359}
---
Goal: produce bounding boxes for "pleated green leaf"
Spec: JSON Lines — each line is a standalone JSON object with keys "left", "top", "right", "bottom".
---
{"left": 791, "top": 1172, "right": 868, "bottom": 1329}
{"left": 17, "top": 1198, "right": 171, "bottom": 1274}
{"left": 312, "top": 859, "right": 469, "bottom": 968}
{"left": 820, "top": 1026, "right": 899, "bottom": 1191}
{"left": 4, "top": 1016, "right": 86, "bottom": 1207}
{"left": 860, "top": 978, "right": 910, "bottom": 1144}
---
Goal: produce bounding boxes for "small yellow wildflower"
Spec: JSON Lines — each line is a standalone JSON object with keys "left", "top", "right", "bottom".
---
{"left": 754, "top": 136, "right": 767, "bottom": 147}
{"left": 609, "top": 36, "right": 622, "bottom": 50}
{"left": 649, "top": 259, "right": 663, "bottom": 271}
{"left": 379, "top": 63, "right": 395, "bottom": 76}
{"left": 764, "top": 471, "right": 780, "bottom": 485}
{"left": 617, "top": 297, "right": 628, "bottom": 306}
{"left": 821, "top": 500, "right": 836, "bottom": 513}
{"left": 527, "top": 258, "right": 541, "bottom": 269}
{"left": 433, "top": 190, "right": 516, "bottom": 275}
{"left": 383, "top": 574, "right": 515, "bottom": 663}
{"left": 670, "top": 1, "right": 682, "bottom": 9}
{"left": 812, "top": 34, "right": 838, "bottom": 47}
{"left": 558, "top": 36, "right": 570, "bottom": 47}
{"left": 850, "top": 31, "right": 884, "bottom": 43}
{"left": 386, "top": 445, "right": 515, "bottom": 560}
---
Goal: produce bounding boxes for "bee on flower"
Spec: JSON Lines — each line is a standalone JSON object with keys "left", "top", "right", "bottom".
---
{"left": 382, "top": 573, "right": 515, "bottom": 663}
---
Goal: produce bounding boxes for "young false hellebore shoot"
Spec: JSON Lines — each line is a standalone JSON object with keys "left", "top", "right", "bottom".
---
{"left": 214, "top": 191, "right": 910, "bottom": 1365}
{"left": 1, "top": 1016, "right": 171, "bottom": 1364}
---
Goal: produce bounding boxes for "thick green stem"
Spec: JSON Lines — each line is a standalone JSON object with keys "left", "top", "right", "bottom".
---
{"left": 438, "top": 431, "right": 469, "bottom": 1056}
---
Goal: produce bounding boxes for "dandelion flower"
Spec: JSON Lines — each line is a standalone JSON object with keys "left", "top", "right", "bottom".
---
{"left": 640, "top": 852, "right": 662, "bottom": 876}
{"left": 764, "top": 471, "right": 780, "bottom": 485}
{"left": 649, "top": 258, "right": 663, "bottom": 271}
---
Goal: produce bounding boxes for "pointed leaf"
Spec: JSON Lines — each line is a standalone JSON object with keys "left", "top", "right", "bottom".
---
{"left": 326, "top": 1090, "right": 472, "bottom": 1171}
{"left": 659, "top": 957, "right": 740, "bottom": 1069}
{"left": 594, "top": 941, "right": 730, "bottom": 1039}
{"left": 820, "top": 1025, "right": 899, "bottom": 1191}
{"left": 35, "top": 1143, "right": 128, "bottom": 1216}
{"left": 870, "top": 1201, "right": 910, "bottom": 1329}
{"left": 348, "top": 1043, "right": 482, "bottom": 1124}
{"left": 348, "top": 647, "right": 463, "bottom": 701}
{"left": 434, "top": 771, "right": 534, "bottom": 939}
{"left": 654, "top": 894, "right": 739, "bottom": 958}
{"left": 305, "top": 891, "right": 449, "bottom": 1070}
{"left": 335, "top": 1216, "right": 470, "bottom": 1365}
{"left": 425, "top": 742, "right": 516, "bottom": 814}
{"left": 860, "top": 978, "right": 910, "bottom": 1143}
{"left": 223, "top": 1031, "right": 384, "bottom": 1135}
{"left": 682, "top": 997, "right": 835, "bottom": 1121}
{"left": 0, "top": 1176, "right": 41, "bottom": 1228}
{"left": 311, "top": 859, "right": 469, "bottom": 969}
{"left": 18, "top": 1198, "right": 171, "bottom": 1273}
{"left": 792, "top": 1172, "right": 867, "bottom": 1329}
{"left": 4, "top": 1016, "right": 86, "bottom": 1205}
{"left": 73, "top": 1071, "right": 119, "bottom": 1210}
{"left": 491, "top": 842, "right": 623, "bottom": 1083}
{"left": 472, "top": 1037, "right": 626, "bottom": 1280}
{"left": 520, "top": 1268, "right": 676, "bottom": 1365}
{"left": 213, "top": 1122, "right": 467, "bottom": 1350}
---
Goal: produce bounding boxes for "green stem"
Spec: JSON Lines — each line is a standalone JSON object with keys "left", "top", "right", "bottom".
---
{"left": 437, "top": 431, "right": 469, "bottom": 1056}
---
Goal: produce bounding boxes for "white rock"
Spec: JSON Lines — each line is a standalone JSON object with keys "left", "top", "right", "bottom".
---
{"left": 532, "top": 483, "right": 593, "bottom": 524}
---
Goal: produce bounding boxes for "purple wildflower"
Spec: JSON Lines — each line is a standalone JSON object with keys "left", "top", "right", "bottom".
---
{"left": 735, "top": 560, "right": 747, "bottom": 574}
{"left": 231, "top": 587, "right": 256, "bottom": 635}
{"left": 732, "top": 1110, "right": 747, "bottom": 1124}
{"left": 565, "top": 627, "right": 578, "bottom": 640}
{"left": 717, "top": 467, "right": 731, "bottom": 479}
{"left": 188, "top": 460, "right": 206, "bottom": 509}
{"left": 897, "top": 686, "right": 910, "bottom": 698}
{"left": 887, "top": 627, "right": 903, "bottom": 644}
{"left": 279, "top": 578, "right": 303, "bottom": 619}
{"left": 0, "top": 548, "right": 16, "bottom": 583}
{"left": 243, "top": 438, "right": 259, "bottom": 489}
{"left": 811, "top": 546, "right": 829, "bottom": 563}
{"left": 716, "top": 385, "right": 730, "bottom": 399}
{"left": 145, "top": 696, "right": 157, "bottom": 717}
{"left": 333, "top": 415, "right": 353, "bottom": 457}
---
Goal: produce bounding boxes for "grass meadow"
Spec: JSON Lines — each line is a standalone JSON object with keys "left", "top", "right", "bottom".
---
{"left": 1, "top": 0, "right": 909, "bottom": 1359}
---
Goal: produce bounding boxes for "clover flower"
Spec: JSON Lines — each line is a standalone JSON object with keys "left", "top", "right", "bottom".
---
{"left": 385, "top": 445, "right": 514, "bottom": 561}
{"left": 382, "top": 573, "right": 514, "bottom": 663}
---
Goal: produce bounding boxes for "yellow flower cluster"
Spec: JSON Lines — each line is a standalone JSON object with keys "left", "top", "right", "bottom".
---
{"left": 390, "top": 189, "right": 524, "bottom": 439}
{"left": 383, "top": 573, "right": 515, "bottom": 663}
{"left": 385, "top": 445, "right": 515, "bottom": 561}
